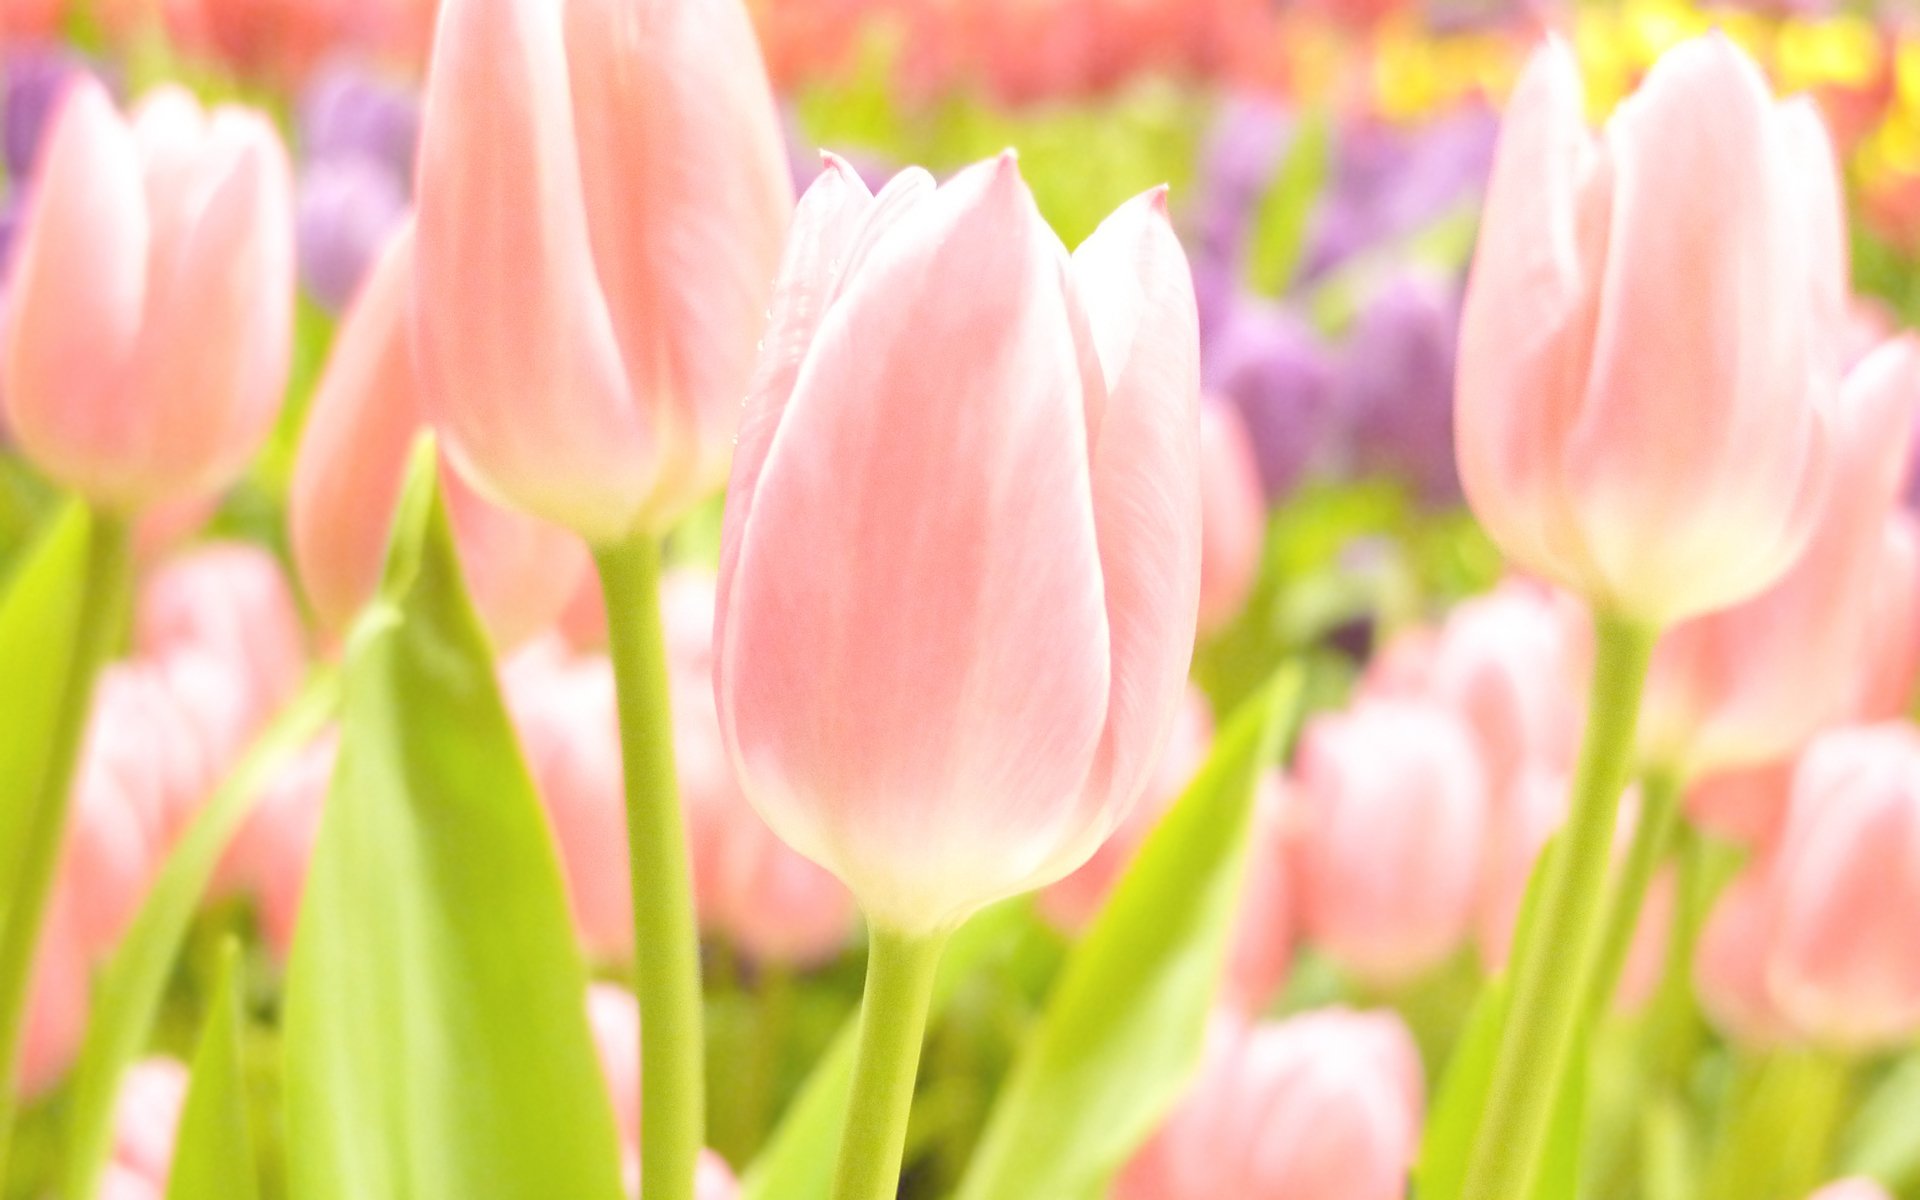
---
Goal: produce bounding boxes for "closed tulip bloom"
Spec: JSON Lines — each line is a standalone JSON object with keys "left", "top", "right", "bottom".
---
{"left": 1686, "top": 759, "right": 1797, "bottom": 848}
{"left": 714, "top": 155, "right": 1202, "bottom": 935}
{"left": 292, "top": 227, "right": 588, "bottom": 648}
{"left": 413, "top": 0, "right": 792, "bottom": 544}
{"left": 1115, "top": 1009, "right": 1423, "bottom": 1200}
{"left": 3, "top": 78, "right": 294, "bottom": 512}
{"left": 1198, "top": 399, "right": 1264, "bottom": 632}
{"left": 1639, "top": 339, "right": 1920, "bottom": 775}
{"left": 1764, "top": 723, "right": 1920, "bottom": 1049}
{"left": 1695, "top": 869, "right": 1795, "bottom": 1047}
{"left": 1292, "top": 697, "right": 1488, "bottom": 984}
{"left": 135, "top": 542, "right": 307, "bottom": 714}
{"left": 1849, "top": 514, "right": 1920, "bottom": 721}
{"left": 1456, "top": 36, "right": 1843, "bottom": 625}
{"left": 19, "top": 894, "right": 89, "bottom": 1097}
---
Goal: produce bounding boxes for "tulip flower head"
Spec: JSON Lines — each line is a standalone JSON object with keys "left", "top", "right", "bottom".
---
{"left": 1456, "top": 35, "right": 1845, "bottom": 625}
{"left": 3, "top": 78, "right": 294, "bottom": 511}
{"left": 413, "top": 0, "right": 793, "bottom": 544}
{"left": 714, "top": 154, "right": 1202, "bottom": 936}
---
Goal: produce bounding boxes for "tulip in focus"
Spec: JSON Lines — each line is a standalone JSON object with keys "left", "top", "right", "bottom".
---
{"left": 413, "top": 0, "right": 793, "bottom": 544}
{"left": 715, "top": 153, "right": 1202, "bottom": 935}
{"left": 1197, "top": 399, "right": 1265, "bottom": 633}
{"left": 1455, "top": 35, "right": 1844, "bottom": 625}
{"left": 1115, "top": 1009, "right": 1424, "bottom": 1200}
{"left": 291, "top": 227, "right": 589, "bottom": 648}
{"left": 1291, "top": 696, "right": 1489, "bottom": 985}
{"left": 1638, "top": 338, "right": 1920, "bottom": 776}
{"left": 3, "top": 78, "right": 294, "bottom": 512}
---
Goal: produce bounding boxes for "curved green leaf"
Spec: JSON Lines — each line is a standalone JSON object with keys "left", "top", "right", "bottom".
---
{"left": 166, "top": 941, "right": 258, "bottom": 1200}
{"left": 952, "top": 667, "right": 1304, "bottom": 1200}
{"left": 282, "top": 449, "right": 625, "bottom": 1200}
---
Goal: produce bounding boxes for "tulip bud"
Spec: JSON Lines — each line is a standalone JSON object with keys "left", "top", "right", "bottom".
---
{"left": 1198, "top": 400, "right": 1264, "bottom": 632}
{"left": 1456, "top": 35, "right": 1844, "bottom": 624}
{"left": 2, "top": 79, "right": 294, "bottom": 511}
{"left": 1639, "top": 338, "right": 1920, "bottom": 775}
{"left": 1695, "top": 869, "right": 1795, "bottom": 1047}
{"left": 1116, "top": 1009, "right": 1424, "bottom": 1200}
{"left": 714, "top": 156, "right": 1202, "bottom": 935}
{"left": 1292, "top": 697, "right": 1489, "bottom": 985}
{"left": 291, "top": 227, "right": 589, "bottom": 649}
{"left": 135, "top": 542, "right": 307, "bottom": 714}
{"left": 1764, "top": 723, "right": 1920, "bottom": 1050}
{"left": 413, "top": 0, "right": 793, "bottom": 544}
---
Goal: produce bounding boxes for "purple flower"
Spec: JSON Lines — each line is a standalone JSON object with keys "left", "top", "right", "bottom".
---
{"left": 299, "top": 59, "right": 421, "bottom": 184}
{"left": 1204, "top": 297, "right": 1341, "bottom": 500}
{"left": 1338, "top": 270, "right": 1462, "bottom": 504}
{"left": 297, "top": 155, "right": 408, "bottom": 311}
{"left": 4, "top": 49, "right": 89, "bottom": 183}
{"left": 1190, "top": 94, "right": 1293, "bottom": 333}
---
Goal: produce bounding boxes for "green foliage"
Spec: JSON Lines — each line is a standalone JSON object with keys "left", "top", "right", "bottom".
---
{"left": 1243, "top": 109, "right": 1330, "bottom": 297}
{"left": 280, "top": 449, "right": 625, "bottom": 1200}
{"left": 166, "top": 942, "right": 259, "bottom": 1200}
{"left": 952, "top": 667, "right": 1304, "bottom": 1200}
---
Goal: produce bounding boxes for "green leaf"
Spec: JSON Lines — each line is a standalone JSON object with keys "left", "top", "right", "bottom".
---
{"left": 63, "top": 670, "right": 340, "bottom": 1200}
{"left": 281, "top": 449, "right": 625, "bottom": 1200}
{"left": 1842, "top": 1052, "right": 1920, "bottom": 1187}
{"left": 952, "top": 668, "right": 1304, "bottom": 1200}
{"left": 165, "top": 941, "right": 259, "bottom": 1200}
{"left": 1243, "top": 109, "right": 1330, "bottom": 298}
{"left": 738, "top": 899, "right": 1030, "bottom": 1200}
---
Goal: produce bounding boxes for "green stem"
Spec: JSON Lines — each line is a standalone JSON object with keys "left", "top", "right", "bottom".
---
{"left": 1645, "top": 824, "right": 1716, "bottom": 1092}
{"left": 832, "top": 926, "right": 948, "bottom": 1200}
{"left": 1462, "top": 610, "right": 1659, "bottom": 1199}
{"left": 0, "top": 510, "right": 131, "bottom": 1181}
{"left": 1703, "top": 1049, "right": 1852, "bottom": 1200}
{"left": 1585, "top": 765, "right": 1685, "bottom": 1022}
{"left": 595, "top": 535, "right": 704, "bottom": 1200}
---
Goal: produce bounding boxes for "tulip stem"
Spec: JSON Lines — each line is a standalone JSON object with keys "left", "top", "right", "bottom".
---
{"left": 832, "top": 925, "right": 948, "bottom": 1200}
{"left": 595, "top": 534, "right": 705, "bottom": 1200}
{"left": 1584, "top": 764, "right": 1684, "bottom": 1022}
{"left": 1462, "top": 610, "right": 1659, "bottom": 1199}
{"left": 0, "top": 509, "right": 131, "bottom": 1183}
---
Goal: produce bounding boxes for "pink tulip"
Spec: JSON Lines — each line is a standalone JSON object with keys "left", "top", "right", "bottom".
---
{"left": 715, "top": 155, "right": 1202, "bottom": 934}
{"left": 1848, "top": 513, "right": 1920, "bottom": 721}
{"left": 112, "top": 1058, "right": 189, "bottom": 1187}
{"left": 162, "top": 0, "right": 360, "bottom": 81}
{"left": 1639, "top": 339, "right": 1920, "bottom": 775}
{"left": 3, "top": 78, "right": 293, "bottom": 512}
{"left": 0, "top": 0, "right": 60, "bottom": 35}
{"left": 585, "top": 984, "right": 740, "bottom": 1200}
{"left": 1810, "top": 1181, "right": 1895, "bottom": 1200}
{"left": 1115, "top": 1009, "right": 1423, "bottom": 1200}
{"left": 135, "top": 542, "right": 307, "bottom": 714}
{"left": 1763, "top": 723, "right": 1920, "bottom": 1049}
{"left": 412, "top": 0, "right": 792, "bottom": 544}
{"left": 1695, "top": 870, "right": 1795, "bottom": 1047}
{"left": 291, "top": 225, "right": 588, "bottom": 648}
{"left": 1685, "top": 759, "right": 1796, "bottom": 848}
{"left": 18, "top": 893, "right": 89, "bottom": 1098}
{"left": 1197, "top": 398, "right": 1264, "bottom": 632}
{"left": 1455, "top": 35, "right": 1843, "bottom": 625}
{"left": 1292, "top": 697, "right": 1489, "bottom": 985}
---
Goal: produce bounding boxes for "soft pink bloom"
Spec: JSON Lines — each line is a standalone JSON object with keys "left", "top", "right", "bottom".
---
{"left": 1810, "top": 1181, "right": 1896, "bottom": 1200}
{"left": 135, "top": 542, "right": 307, "bottom": 714}
{"left": 1197, "top": 399, "right": 1264, "bottom": 633}
{"left": 19, "top": 894, "right": 89, "bottom": 1099}
{"left": 162, "top": 0, "right": 360, "bottom": 81}
{"left": 1115, "top": 1009, "right": 1423, "bottom": 1200}
{"left": 1849, "top": 513, "right": 1920, "bottom": 722}
{"left": 1686, "top": 759, "right": 1796, "bottom": 848}
{"left": 412, "top": 0, "right": 792, "bottom": 544}
{"left": 715, "top": 156, "right": 1202, "bottom": 934}
{"left": 0, "top": 0, "right": 62, "bottom": 35}
{"left": 585, "top": 984, "right": 739, "bottom": 1200}
{"left": 1456, "top": 35, "right": 1843, "bottom": 624}
{"left": 1695, "top": 870, "right": 1795, "bottom": 1048}
{"left": 291, "top": 226, "right": 588, "bottom": 648}
{"left": 1763, "top": 723, "right": 1920, "bottom": 1049}
{"left": 1292, "top": 697, "right": 1488, "bottom": 985}
{"left": 3, "top": 78, "right": 293, "bottom": 511}
{"left": 1639, "top": 339, "right": 1920, "bottom": 775}
{"left": 111, "top": 1058, "right": 189, "bottom": 1187}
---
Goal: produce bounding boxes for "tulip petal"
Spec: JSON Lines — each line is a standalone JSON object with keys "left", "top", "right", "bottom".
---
{"left": 2, "top": 77, "right": 148, "bottom": 496}
{"left": 1570, "top": 34, "right": 1834, "bottom": 617}
{"left": 719, "top": 156, "right": 1111, "bottom": 932}
{"left": 563, "top": 0, "right": 793, "bottom": 511}
{"left": 413, "top": 0, "right": 647, "bottom": 543}
{"left": 1068, "top": 188, "right": 1203, "bottom": 851}
{"left": 1453, "top": 38, "right": 1608, "bottom": 599}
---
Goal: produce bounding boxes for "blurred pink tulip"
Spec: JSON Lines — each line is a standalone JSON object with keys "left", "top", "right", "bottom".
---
{"left": 1685, "top": 759, "right": 1796, "bottom": 848}
{"left": 586, "top": 984, "right": 739, "bottom": 1200}
{"left": 1197, "top": 399, "right": 1264, "bottom": 633}
{"left": 291, "top": 225, "right": 589, "bottom": 648}
{"left": 135, "top": 542, "right": 307, "bottom": 713}
{"left": 1456, "top": 35, "right": 1843, "bottom": 625}
{"left": 1116, "top": 1009, "right": 1423, "bottom": 1200}
{"left": 1764, "top": 723, "right": 1920, "bottom": 1050}
{"left": 0, "top": 0, "right": 60, "bottom": 35}
{"left": 1695, "top": 870, "right": 1795, "bottom": 1047}
{"left": 715, "top": 155, "right": 1202, "bottom": 934}
{"left": 1639, "top": 339, "right": 1920, "bottom": 775}
{"left": 1849, "top": 514, "right": 1920, "bottom": 721}
{"left": 1810, "top": 1181, "right": 1896, "bottom": 1200}
{"left": 3, "top": 78, "right": 293, "bottom": 511}
{"left": 18, "top": 894, "right": 89, "bottom": 1098}
{"left": 111, "top": 1058, "right": 188, "bottom": 1188}
{"left": 1292, "top": 697, "right": 1488, "bottom": 985}
{"left": 162, "top": 0, "right": 359, "bottom": 81}
{"left": 412, "top": 0, "right": 792, "bottom": 544}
